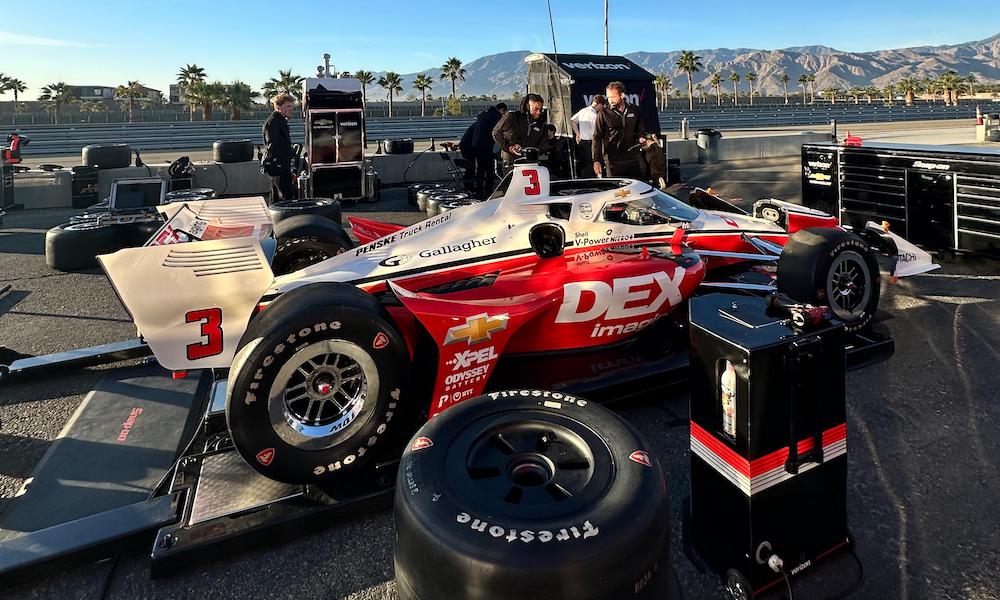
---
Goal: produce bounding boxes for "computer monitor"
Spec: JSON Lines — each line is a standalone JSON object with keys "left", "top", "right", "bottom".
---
{"left": 110, "top": 177, "right": 167, "bottom": 210}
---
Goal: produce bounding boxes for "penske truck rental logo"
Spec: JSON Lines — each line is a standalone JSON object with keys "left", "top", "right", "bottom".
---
{"left": 444, "top": 313, "right": 509, "bottom": 345}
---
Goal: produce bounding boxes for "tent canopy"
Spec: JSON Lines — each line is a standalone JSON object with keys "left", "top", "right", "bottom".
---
{"left": 524, "top": 53, "right": 660, "bottom": 138}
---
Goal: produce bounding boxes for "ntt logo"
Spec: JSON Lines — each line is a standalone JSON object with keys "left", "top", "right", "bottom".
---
{"left": 562, "top": 61, "right": 630, "bottom": 70}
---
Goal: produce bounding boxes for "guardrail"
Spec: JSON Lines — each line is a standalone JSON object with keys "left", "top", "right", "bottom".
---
{"left": 9, "top": 104, "right": 978, "bottom": 156}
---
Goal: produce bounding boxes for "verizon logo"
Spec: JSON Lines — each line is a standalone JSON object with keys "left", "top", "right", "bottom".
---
{"left": 563, "top": 61, "right": 630, "bottom": 70}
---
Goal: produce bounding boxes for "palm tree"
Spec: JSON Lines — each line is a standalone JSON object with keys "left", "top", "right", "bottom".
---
{"left": 412, "top": 74, "right": 433, "bottom": 117}
{"left": 779, "top": 73, "right": 790, "bottom": 104}
{"left": 115, "top": 80, "right": 145, "bottom": 123}
{"left": 695, "top": 83, "right": 706, "bottom": 104}
{"left": 745, "top": 72, "right": 757, "bottom": 106}
{"left": 675, "top": 50, "right": 703, "bottom": 111}
{"left": 710, "top": 72, "right": 723, "bottom": 106}
{"left": 847, "top": 87, "right": 863, "bottom": 104}
{"left": 896, "top": 77, "right": 922, "bottom": 106}
{"left": 653, "top": 74, "right": 670, "bottom": 110}
{"left": 38, "top": 82, "right": 75, "bottom": 124}
{"left": 263, "top": 69, "right": 305, "bottom": 102}
{"left": 439, "top": 57, "right": 466, "bottom": 98}
{"left": 354, "top": 70, "right": 375, "bottom": 105}
{"left": 822, "top": 87, "right": 840, "bottom": 104}
{"left": 378, "top": 72, "right": 403, "bottom": 117}
{"left": 798, "top": 74, "right": 809, "bottom": 106}
{"left": 5, "top": 77, "right": 27, "bottom": 105}
{"left": 965, "top": 74, "right": 977, "bottom": 99}
{"left": 938, "top": 70, "right": 962, "bottom": 106}
{"left": 729, "top": 71, "right": 740, "bottom": 105}
{"left": 862, "top": 86, "right": 879, "bottom": 104}
{"left": 882, "top": 84, "right": 895, "bottom": 105}
{"left": 176, "top": 64, "right": 207, "bottom": 121}
{"left": 806, "top": 74, "right": 816, "bottom": 104}
{"left": 221, "top": 81, "right": 260, "bottom": 121}
{"left": 0, "top": 74, "right": 9, "bottom": 116}
{"left": 185, "top": 81, "right": 227, "bottom": 121}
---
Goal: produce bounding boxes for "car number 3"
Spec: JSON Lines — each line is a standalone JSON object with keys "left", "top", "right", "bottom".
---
{"left": 186, "top": 308, "right": 223, "bottom": 360}
{"left": 523, "top": 169, "right": 540, "bottom": 195}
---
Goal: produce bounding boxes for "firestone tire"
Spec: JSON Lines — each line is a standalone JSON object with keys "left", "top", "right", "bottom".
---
{"left": 226, "top": 283, "right": 411, "bottom": 484}
{"left": 271, "top": 215, "right": 354, "bottom": 275}
{"left": 45, "top": 221, "right": 125, "bottom": 271}
{"left": 393, "top": 389, "right": 672, "bottom": 600}
{"left": 777, "top": 227, "right": 880, "bottom": 333}
{"left": 212, "top": 140, "right": 254, "bottom": 163}
{"left": 81, "top": 144, "right": 131, "bottom": 169}
{"left": 267, "top": 198, "right": 343, "bottom": 226}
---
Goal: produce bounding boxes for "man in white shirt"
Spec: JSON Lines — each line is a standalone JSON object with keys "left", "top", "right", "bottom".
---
{"left": 570, "top": 94, "right": 607, "bottom": 177}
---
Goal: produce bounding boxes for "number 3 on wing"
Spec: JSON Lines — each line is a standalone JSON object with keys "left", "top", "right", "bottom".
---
{"left": 186, "top": 308, "right": 223, "bottom": 360}
{"left": 523, "top": 169, "right": 540, "bottom": 195}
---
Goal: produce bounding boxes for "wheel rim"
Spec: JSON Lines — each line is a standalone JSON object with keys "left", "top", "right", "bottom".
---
{"left": 279, "top": 244, "right": 345, "bottom": 272}
{"left": 463, "top": 421, "right": 595, "bottom": 507}
{"left": 825, "top": 251, "right": 872, "bottom": 321}
{"left": 267, "top": 339, "right": 378, "bottom": 450}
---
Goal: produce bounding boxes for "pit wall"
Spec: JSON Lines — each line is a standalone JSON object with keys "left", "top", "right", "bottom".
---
{"left": 9, "top": 133, "right": 829, "bottom": 209}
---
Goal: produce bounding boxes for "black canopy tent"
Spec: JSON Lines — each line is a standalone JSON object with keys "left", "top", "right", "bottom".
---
{"left": 524, "top": 53, "right": 661, "bottom": 139}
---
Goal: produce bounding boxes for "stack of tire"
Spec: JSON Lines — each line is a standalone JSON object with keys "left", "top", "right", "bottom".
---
{"left": 266, "top": 198, "right": 353, "bottom": 275}
{"left": 408, "top": 183, "right": 456, "bottom": 211}
{"left": 393, "top": 389, "right": 675, "bottom": 600}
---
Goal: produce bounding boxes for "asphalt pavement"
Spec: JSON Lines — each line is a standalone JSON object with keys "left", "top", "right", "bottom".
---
{"left": 0, "top": 158, "right": 998, "bottom": 599}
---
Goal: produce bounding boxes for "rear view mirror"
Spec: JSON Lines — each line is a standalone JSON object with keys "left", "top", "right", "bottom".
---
{"left": 529, "top": 223, "right": 565, "bottom": 259}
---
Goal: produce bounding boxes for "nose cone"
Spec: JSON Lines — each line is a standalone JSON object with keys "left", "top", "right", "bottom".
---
{"left": 677, "top": 252, "right": 707, "bottom": 302}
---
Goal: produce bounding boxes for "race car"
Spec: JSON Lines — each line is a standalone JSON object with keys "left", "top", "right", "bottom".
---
{"left": 99, "top": 157, "right": 914, "bottom": 485}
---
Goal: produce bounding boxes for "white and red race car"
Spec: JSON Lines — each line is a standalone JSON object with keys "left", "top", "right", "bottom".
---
{"left": 99, "top": 159, "right": 926, "bottom": 484}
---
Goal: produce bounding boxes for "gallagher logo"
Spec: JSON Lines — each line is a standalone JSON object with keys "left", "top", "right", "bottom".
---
{"left": 444, "top": 313, "right": 509, "bottom": 345}
{"left": 379, "top": 255, "right": 410, "bottom": 267}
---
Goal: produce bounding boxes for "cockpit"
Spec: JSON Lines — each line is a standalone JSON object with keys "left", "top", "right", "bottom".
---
{"left": 602, "top": 190, "right": 701, "bottom": 226}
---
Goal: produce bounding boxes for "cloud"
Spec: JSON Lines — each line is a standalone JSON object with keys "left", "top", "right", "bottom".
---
{"left": 0, "top": 31, "right": 90, "bottom": 47}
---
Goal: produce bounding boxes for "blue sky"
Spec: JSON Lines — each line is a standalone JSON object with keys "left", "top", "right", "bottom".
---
{"left": 1, "top": 0, "right": 996, "bottom": 99}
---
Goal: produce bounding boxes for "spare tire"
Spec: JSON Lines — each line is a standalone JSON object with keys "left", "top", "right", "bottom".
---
{"left": 383, "top": 139, "right": 414, "bottom": 154}
{"left": 416, "top": 185, "right": 456, "bottom": 212}
{"left": 45, "top": 222, "right": 126, "bottom": 271}
{"left": 426, "top": 192, "right": 468, "bottom": 217}
{"left": 213, "top": 140, "right": 254, "bottom": 163}
{"left": 81, "top": 144, "right": 131, "bottom": 169}
{"left": 777, "top": 227, "right": 880, "bottom": 332}
{"left": 271, "top": 214, "right": 354, "bottom": 275}
{"left": 407, "top": 183, "right": 447, "bottom": 206}
{"left": 394, "top": 389, "right": 672, "bottom": 600}
{"left": 268, "top": 198, "right": 342, "bottom": 225}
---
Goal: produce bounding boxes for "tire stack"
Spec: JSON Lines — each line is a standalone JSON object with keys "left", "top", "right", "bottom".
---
{"left": 267, "top": 197, "right": 343, "bottom": 226}
{"left": 411, "top": 183, "right": 457, "bottom": 212}
{"left": 81, "top": 144, "right": 132, "bottom": 169}
{"left": 425, "top": 192, "right": 470, "bottom": 217}
{"left": 393, "top": 389, "right": 674, "bottom": 600}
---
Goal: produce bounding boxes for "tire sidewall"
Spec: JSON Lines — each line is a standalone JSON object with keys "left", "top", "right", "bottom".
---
{"left": 227, "top": 296, "right": 409, "bottom": 483}
{"left": 813, "top": 236, "right": 880, "bottom": 332}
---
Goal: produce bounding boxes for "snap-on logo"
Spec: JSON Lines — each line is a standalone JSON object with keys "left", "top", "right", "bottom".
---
{"left": 629, "top": 450, "right": 652, "bottom": 467}
{"left": 373, "top": 332, "right": 389, "bottom": 349}
{"left": 555, "top": 271, "right": 685, "bottom": 323}
{"left": 256, "top": 448, "right": 275, "bottom": 466}
{"left": 411, "top": 437, "right": 434, "bottom": 451}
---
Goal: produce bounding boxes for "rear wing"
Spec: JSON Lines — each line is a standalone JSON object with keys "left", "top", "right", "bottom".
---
{"left": 99, "top": 237, "right": 273, "bottom": 370}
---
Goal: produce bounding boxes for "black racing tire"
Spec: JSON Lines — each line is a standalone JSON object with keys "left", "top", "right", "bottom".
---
{"left": 212, "top": 139, "right": 254, "bottom": 163}
{"left": 36, "top": 164, "right": 65, "bottom": 171}
{"left": 81, "top": 144, "right": 131, "bottom": 169}
{"left": 123, "top": 220, "right": 163, "bottom": 246}
{"left": 724, "top": 568, "right": 754, "bottom": 600}
{"left": 271, "top": 215, "right": 354, "bottom": 275}
{"left": 383, "top": 139, "right": 414, "bottom": 154}
{"left": 394, "top": 389, "right": 672, "bottom": 600}
{"left": 45, "top": 221, "right": 125, "bottom": 271}
{"left": 267, "top": 197, "right": 343, "bottom": 226}
{"left": 777, "top": 227, "right": 880, "bottom": 332}
{"left": 226, "top": 283, "right": 411, "bottom": 484}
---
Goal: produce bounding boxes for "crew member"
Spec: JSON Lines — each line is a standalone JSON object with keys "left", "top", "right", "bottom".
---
{"left": 458, "top": 122, "right": 478, "bottom": 186}
{"left": 470, "top": 102, "right": 507, "bottom": 195}
{"left": 492, "top": 94, "right": 549, "bottom": 172}
{"left": 592, "top": 81, "right": 648, "bottom": 179}
{"left": 642, "top": 136, "right": 667, "bottom": 189}
{"left": 262, "top": 93, "right": 296, "bottom": 204}
{"left": 570, "top": 94, "right": 606, "bottom": 175}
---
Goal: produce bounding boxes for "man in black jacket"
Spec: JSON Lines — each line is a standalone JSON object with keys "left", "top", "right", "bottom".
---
{"left": 470, "top": 102, "right": 506, "bottom": 196}
{"left": 262, "top": 92, "right": 296, "bottom": 204}
{"left": 592, "top": 81, "right": 648, "bottom": 179}
{"left": 492, "top": 94, "right": 548, "bottom": 173}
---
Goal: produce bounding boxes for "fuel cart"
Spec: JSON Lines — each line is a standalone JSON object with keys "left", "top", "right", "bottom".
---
{"left": 688, "top": 293, "right": 851, "bottom": 599}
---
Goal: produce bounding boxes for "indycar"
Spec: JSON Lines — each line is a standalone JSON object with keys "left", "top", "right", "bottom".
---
{"left": 99, "top": 157, "right": 916, "bottom": 485}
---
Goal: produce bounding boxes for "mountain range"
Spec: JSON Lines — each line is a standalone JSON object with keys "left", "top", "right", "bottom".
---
{"left": 362, "top": 33, "right": 1000, "bottom": 100}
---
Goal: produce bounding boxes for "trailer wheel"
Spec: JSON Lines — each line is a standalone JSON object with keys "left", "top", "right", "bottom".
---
{"left": 393, "top": 389, "right": 672, "bottom": 600}
{"left": 212, "top": 140, "right": 254, "bottom": 163}
{"left": 271, "top": 215, "right": 354, "bottom": 275}
{"left": 45, "top": 222, "right": 125, "bottom": 271}
{"left": 267, "top": 197, "right": 343, "bottom": 225}
{"left": 724, "top": 568, "right": 754, "bottom": 600}
{"left": 777, "top": 227, "right": 880, "bottom": 332}
{"left": 226, "top": 283, "right": 411, "bottom": 484}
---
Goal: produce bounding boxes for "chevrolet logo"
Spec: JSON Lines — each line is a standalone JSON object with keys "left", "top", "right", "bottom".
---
{"left": 444, "top": 313, "right": 509, "bottom": 345}
{"left": 614, "top": 188, "right": 631, "bottom": 198}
